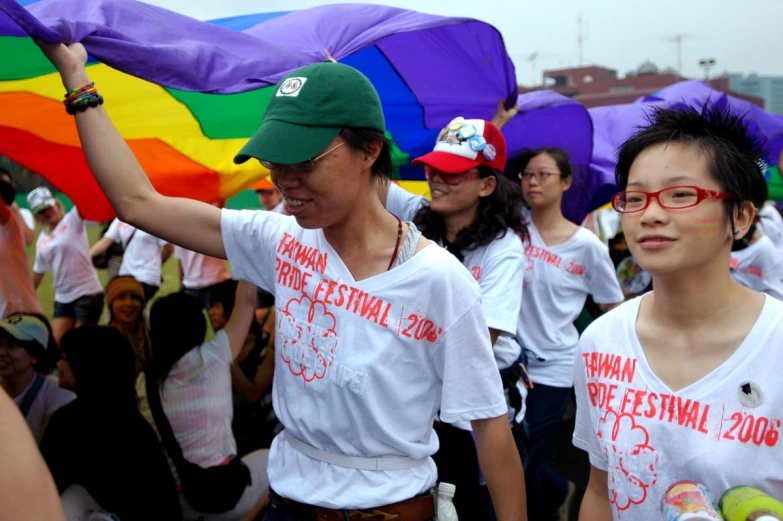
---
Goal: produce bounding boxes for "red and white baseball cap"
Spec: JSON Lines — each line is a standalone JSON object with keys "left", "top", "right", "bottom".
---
{"left": 412, "top": 117, "right": 507, "bottom": 174}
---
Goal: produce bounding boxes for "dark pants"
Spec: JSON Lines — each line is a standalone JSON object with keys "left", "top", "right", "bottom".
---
{"left": 141, "top": 283, "right": 159, "bottom": 304}
{"left": 516, "top": 383, "right": 571, "bottom": 521}
{"left": 432, "top": 422, "right": 491, "bottom": 520}
{"left": 183, "top": 285, "right": 216, "bottom": 312}
{"left": 53, "top": 292, "right": 104, "bottom": 323}
{"left": 263, "top": 490, "right": 437, "bottom": 521}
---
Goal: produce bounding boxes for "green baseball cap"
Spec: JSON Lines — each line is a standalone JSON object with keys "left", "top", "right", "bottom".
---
{"left": 234, "top": 62, "right": 386, "bottom": 165}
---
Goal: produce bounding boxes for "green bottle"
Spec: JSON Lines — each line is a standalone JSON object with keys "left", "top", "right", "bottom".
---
{"left": 719, "top": 486, "right": 783, "bottom": 521}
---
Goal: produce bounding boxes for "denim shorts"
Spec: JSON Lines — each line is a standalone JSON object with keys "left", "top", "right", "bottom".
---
{"left": 53, "top": 292, "right": 104, "bottom": 323}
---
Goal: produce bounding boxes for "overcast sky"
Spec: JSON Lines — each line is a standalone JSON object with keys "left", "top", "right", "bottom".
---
{"left": 145, "top": 0, "right": 783, "bottom": 86}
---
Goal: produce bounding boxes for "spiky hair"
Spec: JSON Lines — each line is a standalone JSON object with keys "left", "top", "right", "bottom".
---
{"left": 616, "top": 103, "right": 768, "bottom": 212}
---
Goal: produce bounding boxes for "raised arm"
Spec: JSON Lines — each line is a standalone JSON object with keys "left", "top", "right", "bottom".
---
{"left": 490, "top": 99, "right": 519, "bottom": 130}
{"left": 38, "top": 42, "right": 225, "bottom": 258}
{"left": 223, "top": 281, "right": 259, "bottom": 360}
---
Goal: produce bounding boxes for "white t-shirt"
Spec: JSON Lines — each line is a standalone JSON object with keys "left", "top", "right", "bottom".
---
{"left": 33, "top": 208, "right": 103, "bottom": 303}
{"left": 105, "top": 219, "right": 168, "bottom": 287}
{"left": 386, "top": 183, "right": 526, "bottom": 369}
{"left": 758, "top": 204, "right": 783, "bottom": 248}
{"left": 573, "top": 295, "right": 783, "bottom": 521}
{"left": 519, "top": 220, "right": 624, "bottom": 388}
{"left": 0, "top": 206, "right": 41, "bottom": 318}
{"left": 221, "top": 209, "right": 507, "bottom": 509}
{"left": 13, "top": 375, "right": 76, "bottom": 443}
{"left": 175, "top": 247, "right": 230, "bottom": 289}
{"left": 730, "top": 235, "right": 783, "bottom": 301}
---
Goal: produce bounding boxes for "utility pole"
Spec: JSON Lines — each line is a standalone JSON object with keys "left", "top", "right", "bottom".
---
{"left": 699, "top": 58, "right": 716, "bottom": 81}
{"left": 673, "top": 33, "right": 683, "bottom": 74}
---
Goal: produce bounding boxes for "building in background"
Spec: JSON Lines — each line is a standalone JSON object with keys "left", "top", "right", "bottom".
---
{"left": 729, "top": 74, "right": 783, "bottom": 115}
{"left": 520, "top": 62, "right": 765, "bottom": 109}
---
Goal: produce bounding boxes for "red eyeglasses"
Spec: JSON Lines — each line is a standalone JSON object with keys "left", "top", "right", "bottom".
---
{"left": 612, "top": 186, "right": 733, "bottom": 213}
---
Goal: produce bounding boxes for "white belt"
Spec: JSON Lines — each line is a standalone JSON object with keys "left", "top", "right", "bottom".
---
{"left": 284, "top": 431, "right": 428, "bottom": 471}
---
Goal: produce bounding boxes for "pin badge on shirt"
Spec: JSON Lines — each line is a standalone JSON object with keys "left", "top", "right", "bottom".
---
{"left": 738, "top": 381, "right": 763, "bottom": 408}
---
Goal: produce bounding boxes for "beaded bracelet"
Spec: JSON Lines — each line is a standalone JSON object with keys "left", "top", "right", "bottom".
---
{"left": 63, "top": 82, "right": 104, "bottom": 114}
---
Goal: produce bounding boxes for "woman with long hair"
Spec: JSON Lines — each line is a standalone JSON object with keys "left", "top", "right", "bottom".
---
{"left": 575, "top": 105, "right": 783, "bottom": 520}
{"left": 505, "top": 147, "right": 624, "bottom": 520}
{"left": 28, "top": 187, "right": 104, "bottom": 344}
{"left": 380, "top": 118, "right": 527, "bottom": 518}
{"left": 41, "top": 326, "right": 181, "bottom": 521}
{"left": 106, "top": 275, "right": 150, "bottom": 375}
{"left": 38, "top": 41, "right": 525, "bottom": 521}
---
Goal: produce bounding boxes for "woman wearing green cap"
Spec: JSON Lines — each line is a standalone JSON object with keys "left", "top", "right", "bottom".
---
{"left": 38, "top": 41, "right": 526, "bottom": 521}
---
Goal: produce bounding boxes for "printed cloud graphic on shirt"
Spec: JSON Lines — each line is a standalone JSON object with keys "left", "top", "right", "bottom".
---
{"left": 597, "top": 409, "right": 659, "bottom": 513}
{"left": 278, "top": 294, "right": 338, "bottom": 383}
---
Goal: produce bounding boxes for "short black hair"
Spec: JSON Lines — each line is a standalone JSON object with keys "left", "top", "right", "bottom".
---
{"left": 148, "top": 292, "right": 207, "bottom": 383}
{"left": 340, "top": 127, "right": 392, "bottom": 179}
{"left": 209, "top": 279, "right": 239, "bottom": 316}
{"left": 61, "top": 326, "right": 138, "bottom": 409}
{"left": 616, "top": 104, "right": 768, "bottom": 231}
{"left": 506, "top": 147, "right": 573, "bottom": 180}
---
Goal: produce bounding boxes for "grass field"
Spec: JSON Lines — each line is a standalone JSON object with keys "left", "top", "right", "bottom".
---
{"left": 26, "top": 224, "right": 185, "bottom": 323}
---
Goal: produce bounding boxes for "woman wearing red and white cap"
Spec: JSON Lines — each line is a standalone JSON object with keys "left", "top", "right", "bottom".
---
{"left": 380, "top": 117, "right": 528, "bottom": 518}
{"left": 28, "top": 187, "right": 104, "bottom": 344}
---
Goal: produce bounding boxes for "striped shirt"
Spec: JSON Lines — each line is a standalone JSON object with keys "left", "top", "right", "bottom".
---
{"left": 139, "top": 330, "right": 236, "bottom": 473}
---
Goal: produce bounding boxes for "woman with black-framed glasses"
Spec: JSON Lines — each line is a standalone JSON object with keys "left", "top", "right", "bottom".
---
{"left": 574, "top": 105, "right": 783, "bottom": 521}
{"left": 501, "top": 147, "right": 624, "bottom": 521}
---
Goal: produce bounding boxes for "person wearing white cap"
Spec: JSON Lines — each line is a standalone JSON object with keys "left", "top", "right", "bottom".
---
{"left": 0, "top": 313, "right": 75, "bottom": 443}
{"left": 0, "top": 170, "right": 41, "bottom": 320}
{"left": 28, "top": 187, "right": 105, "bottom": 344}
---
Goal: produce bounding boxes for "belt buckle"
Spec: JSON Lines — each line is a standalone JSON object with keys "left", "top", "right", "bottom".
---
{"left": 347, "top": 510, "right": 399, "bottom": 520}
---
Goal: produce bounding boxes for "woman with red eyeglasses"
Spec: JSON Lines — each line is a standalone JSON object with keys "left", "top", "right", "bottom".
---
{"left": 574, "top": 105, "right": 783, "bottom": 521}
{"left": 380, "top": 118, "right": 528, "bottom": 519}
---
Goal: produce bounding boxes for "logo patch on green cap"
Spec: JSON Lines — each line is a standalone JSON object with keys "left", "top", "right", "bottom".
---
{"left": 277, "top": 77, "right": 308, "bottom": 97}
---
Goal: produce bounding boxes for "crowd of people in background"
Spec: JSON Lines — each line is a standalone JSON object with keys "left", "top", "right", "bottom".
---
{"left": 1, "top": 42, "right": 782, "bottom": 521}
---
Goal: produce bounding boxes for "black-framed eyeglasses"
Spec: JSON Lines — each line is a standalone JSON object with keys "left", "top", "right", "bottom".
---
{"left": 611, "top": 186, "right": 733, "bottom": 213}
{"left": 260, "top": 141, "right": 346, "bottom": 173}
{"left": 519, "top": 171, "right": 559, "bottom": 181}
